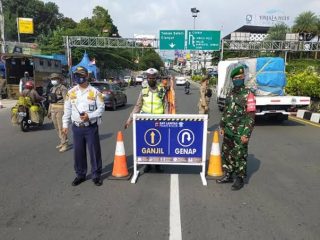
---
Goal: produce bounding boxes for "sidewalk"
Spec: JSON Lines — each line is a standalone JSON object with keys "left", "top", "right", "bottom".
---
{"left": 0, "top": 99, "right": 17, "bottom": 110}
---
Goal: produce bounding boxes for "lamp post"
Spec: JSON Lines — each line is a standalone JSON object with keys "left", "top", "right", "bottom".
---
{"left": 190, "top": 7, "right": 200, "bottom": 76}
{"left": 191, "top": 7, "right": 200, "bottom": 30}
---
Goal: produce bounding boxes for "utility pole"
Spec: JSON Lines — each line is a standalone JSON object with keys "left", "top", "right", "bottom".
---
{"left": 0, "top": 0, "right": 5, "bottom": 53}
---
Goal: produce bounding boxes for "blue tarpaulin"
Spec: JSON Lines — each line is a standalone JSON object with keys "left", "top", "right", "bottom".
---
{"left": 71, "top": 52, "right": 99, "bottom": 79}
{"left": 256, "top": 57, "right": 286, "bottom": 95}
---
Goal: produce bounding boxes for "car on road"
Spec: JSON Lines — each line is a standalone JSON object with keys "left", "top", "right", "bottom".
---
{"left": 90, "top": 82, "right": 127, "bottom": 110}
{"left": 123, "top": 76, "right": 132, "bottom": 85}
{"left": 124, "top": 76, "right": 135, "bottom": 86}
{"left": 135, "top": 75, "right": 144, "bottom": 85}
{"left": 175, "top": 76, "right": 187, "bottom": 86}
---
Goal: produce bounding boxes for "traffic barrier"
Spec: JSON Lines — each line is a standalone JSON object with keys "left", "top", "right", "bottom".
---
{"left": 296, "top": 110, "right": 320, "bottom": 124}
{"left": 109, "top": 131, "right": 132, "bottom": 180}
{"left": 206, "top": 130, "right": 223, "bottom": 179}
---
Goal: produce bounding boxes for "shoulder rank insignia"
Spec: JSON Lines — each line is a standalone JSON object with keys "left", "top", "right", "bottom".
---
{"left": 87, "top": 89, "right": 95, "bottom": 100}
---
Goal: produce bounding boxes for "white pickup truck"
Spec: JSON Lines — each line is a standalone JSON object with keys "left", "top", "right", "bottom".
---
{"left": 216, "top": 58, "right": 311, "bottom": 121}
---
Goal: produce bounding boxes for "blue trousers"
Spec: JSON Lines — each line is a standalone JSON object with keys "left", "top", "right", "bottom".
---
{"left": 72, "top": 123, "right": 102, "bottom": 179}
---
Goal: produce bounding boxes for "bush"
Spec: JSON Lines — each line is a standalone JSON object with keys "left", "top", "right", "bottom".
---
{"left": 286, "top": 66, "right": 320, "bottom": 99}
{"left": 191, "top": 75, "right": 217, "bottom": 86}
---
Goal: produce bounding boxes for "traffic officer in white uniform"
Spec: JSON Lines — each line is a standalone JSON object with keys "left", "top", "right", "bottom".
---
{"left": 62, "top": 66, "right": 105, "bottom": 186}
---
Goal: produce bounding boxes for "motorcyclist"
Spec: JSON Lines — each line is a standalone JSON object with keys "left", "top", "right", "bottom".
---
{"left": 21, "top": 80, "right": 46, "bottom": 124}
{"left": 185, "top": 80, "right": 190, "bottom": 94}
{"left": 19, "top": 71, "right": 33, "bottom": 94}
{"left": 21, "top": 81, "right": 45, "bottom": 104}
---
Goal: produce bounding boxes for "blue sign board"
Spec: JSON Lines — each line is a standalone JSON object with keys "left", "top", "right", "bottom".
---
{"left": 135, "top": 119, "right": 204, "bottom": 158}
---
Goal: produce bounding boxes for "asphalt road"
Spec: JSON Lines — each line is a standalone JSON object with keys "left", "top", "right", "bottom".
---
{"left": 0, "top": 83, "right": 319, "bottom": 240}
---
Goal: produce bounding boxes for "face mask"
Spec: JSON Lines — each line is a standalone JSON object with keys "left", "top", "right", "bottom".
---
{"left": 148, "top": 80, "right": 156, "bottom": 88}
{"left": 75, "top": 75, "right": 87, "bottom": 84}
{"left": 51, "top": 80, "right": 59, "bottom": 86}
{"left": 233, "top": 79, "right": 244, "bottom": 87}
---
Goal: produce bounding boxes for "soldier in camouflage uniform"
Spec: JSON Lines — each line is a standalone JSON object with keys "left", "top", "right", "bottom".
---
{"left": 217, "top": 65, "right": 255, "bottom": 190}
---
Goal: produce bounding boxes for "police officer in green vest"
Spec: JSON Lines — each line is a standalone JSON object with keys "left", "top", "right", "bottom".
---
{"left": 124, "top": 68, "right": 168, "bottom": 172}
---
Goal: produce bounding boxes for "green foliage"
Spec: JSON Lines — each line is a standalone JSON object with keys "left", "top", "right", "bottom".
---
{"left": 191, "top": 75, "right": 217, "bottom": 87}
{"left": 266, "top": 23, "right": 290, "bottom": 40}
{"left": 209, "top": 76, "right": 217, "bottom": 86}
{"left": 138, "top": 50, "right": 164, "bottom": 71}
{"left": 286, "top": 59, "right": 320, "bottom": 74}
{"left": 286, "top": 66, "right": 320, "bottom": 98}
{"left": 191, "top": 75, "right": 203, "bottom": 82}
{"left": 3, "top": 0, "right": 62, "bottom": 41}
{"left": 292, "top": 11, "right": 319, "bottom": 35}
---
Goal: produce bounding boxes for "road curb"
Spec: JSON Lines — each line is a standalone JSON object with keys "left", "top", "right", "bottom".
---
{"left": 296, "top": 109, "right": 320, "bottom": 124}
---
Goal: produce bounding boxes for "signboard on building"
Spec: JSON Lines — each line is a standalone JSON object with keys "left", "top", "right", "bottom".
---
{"left": 245, "top": 10, "right": 290, "bottom": 26}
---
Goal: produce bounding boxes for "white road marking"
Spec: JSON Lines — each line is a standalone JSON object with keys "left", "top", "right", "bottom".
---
{"left": 170, "top": 174, "right": 182, "bottom": 240}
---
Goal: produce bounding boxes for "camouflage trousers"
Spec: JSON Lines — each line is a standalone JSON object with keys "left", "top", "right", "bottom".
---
{"left": 221, "top": 133, "right": 248, "bottom": 177}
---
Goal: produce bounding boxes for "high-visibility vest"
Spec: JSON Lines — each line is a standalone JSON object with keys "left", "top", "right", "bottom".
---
{"left": 141, "top": 86, "right": 164, "bottom": 114}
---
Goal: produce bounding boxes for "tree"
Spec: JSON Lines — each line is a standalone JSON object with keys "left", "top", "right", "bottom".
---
{"left": 3, "top": 0, "right": 62, "bottom": 41}
{"left": 292, "top": 11, "right": 319, "bottom": 40}
{"left": 92, "top": 6, "right": 119, "bottom": 37}
{"left": 266, "top": 23, "right": 290, "bottom": 40}
{"left": 138, "top": 50, "right": 164, "bottom": 70}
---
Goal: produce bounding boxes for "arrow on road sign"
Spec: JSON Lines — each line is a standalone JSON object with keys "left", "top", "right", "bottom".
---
{"left": 169, "top": 43, "right": 175, "bottom": 48}
{"left": 181, "top": 132, "right": 191, "bottom": 143}
{"left": 150, "top": 131, "right": 155, "bottom": 144}
{"left": 188, "top": 34, "right": 195, "bottom": 47}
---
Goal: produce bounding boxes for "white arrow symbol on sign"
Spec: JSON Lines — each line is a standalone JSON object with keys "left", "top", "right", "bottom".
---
{"left": 181, "top": 132, "right": 191, "bottom": 143}
{"left": 188, "top": 33, "right": 195, "bottom": 47}
{"left": 169, "top": 42, "right": 175, "bottom": 48}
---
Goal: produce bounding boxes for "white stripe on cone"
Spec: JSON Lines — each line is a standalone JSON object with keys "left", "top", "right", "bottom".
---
{"left": 115, "top": 141, "right": 125, "bottom": 156}
{"left": 210, "top": 143, "right": 220, "bottom": 155}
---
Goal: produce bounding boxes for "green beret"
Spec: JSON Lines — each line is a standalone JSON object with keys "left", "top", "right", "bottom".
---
{"left": 230, "top": 65, "right": 245, "bottom": 78}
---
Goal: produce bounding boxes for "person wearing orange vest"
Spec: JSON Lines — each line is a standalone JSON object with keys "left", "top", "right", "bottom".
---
{"left": 124, "top": 68, "right": 168, "bottom": 172}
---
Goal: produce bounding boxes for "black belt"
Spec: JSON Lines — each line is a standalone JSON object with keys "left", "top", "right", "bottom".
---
{"left": 73, "top": 121, "right": 97, "bottom": 128}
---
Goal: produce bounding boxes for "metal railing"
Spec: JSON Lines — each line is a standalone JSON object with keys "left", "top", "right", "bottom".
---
{"left": 222, "top": 40, "right": 320, "bottom": 52}
{"left": 63, "top": 36, "right": 158, "bottom": 49}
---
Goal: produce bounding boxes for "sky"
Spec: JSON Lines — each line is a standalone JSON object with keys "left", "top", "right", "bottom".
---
{"left": 42, "top": 0, "right": 320, "bottom": 39}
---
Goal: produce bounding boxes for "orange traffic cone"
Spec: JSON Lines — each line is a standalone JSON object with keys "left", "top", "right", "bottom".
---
{"left": 206, "top": 130, "right": 223, "bottom": 179}
{"left": 109, "top": 131, "right": 132, "bottom": 180}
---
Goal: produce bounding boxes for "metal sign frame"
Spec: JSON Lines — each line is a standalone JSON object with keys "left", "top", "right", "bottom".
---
{"left": 131, "top": 113, "right": 208, "bottom": 186}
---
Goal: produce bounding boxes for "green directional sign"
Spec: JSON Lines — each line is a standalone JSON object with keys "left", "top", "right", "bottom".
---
{"left": 159, "top": 30, "right": 185, "bottom": 50}
{"left": 187, "top": 30, "right": 221, "bottom": 50}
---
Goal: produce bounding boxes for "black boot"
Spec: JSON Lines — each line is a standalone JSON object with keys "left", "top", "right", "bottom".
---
{"left": 216, "top": 172, "right": 233, "bottom": 183}
{"left": 231, "top": 177, "right": 244, "bottom": 190}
